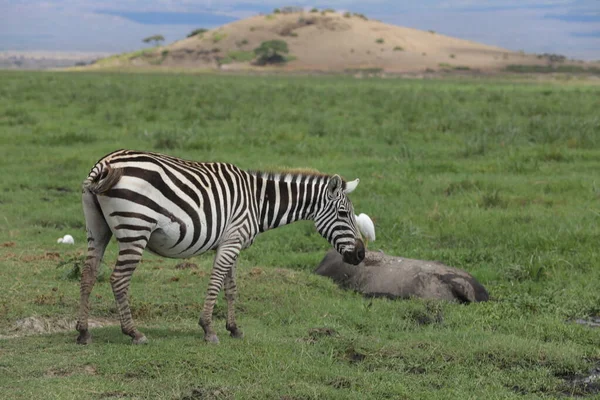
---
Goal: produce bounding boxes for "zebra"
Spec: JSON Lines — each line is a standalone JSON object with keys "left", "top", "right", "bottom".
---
{"left": 77, "top": 149, "right": 365, "bottom": 345}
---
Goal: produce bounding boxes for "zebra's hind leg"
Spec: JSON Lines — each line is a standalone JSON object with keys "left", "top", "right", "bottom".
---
{"left": 200, "top": 240, "right": 242, "bottom": 344}
{"left": 224, "top": 264, "right": 243, "bottom": 339}
{"left": 110, "top": 236, "right": 149, "bottom": 345}
{"left": 77, "top": 191, "right": 112, "bottom": 345}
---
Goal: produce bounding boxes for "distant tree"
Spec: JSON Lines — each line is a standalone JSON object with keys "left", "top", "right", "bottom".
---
{"left": 254, "top": 40, "right": 289, "bottom": 65}
{"left": 187, "top": 28, "right": 208, "bottom": 38}
{"left": 142, "top": 35, "right": 165, "bottom": 46}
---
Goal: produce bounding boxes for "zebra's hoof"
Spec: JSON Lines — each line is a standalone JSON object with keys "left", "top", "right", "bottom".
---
{"left": 132, "top": 335, "right": 148, "bottom": 345}
{"left": 204, "top": 334, "right": 220, "bottom": 344}
{"left": 230, "top": 329, "right": 244, "bottom": 339}
{"left": 76, "top": 332, "right": 92, "bottom": 345}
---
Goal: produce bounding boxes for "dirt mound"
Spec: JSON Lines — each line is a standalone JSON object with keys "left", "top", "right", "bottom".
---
{"left": 0, "top": 316, "right": 116, "bottom": 339}
{"left": 84, "top": 10, "right": 576, "bottom": 74}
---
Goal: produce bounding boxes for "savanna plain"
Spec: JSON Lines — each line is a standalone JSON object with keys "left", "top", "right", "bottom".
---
{"left": 0, "top": 71, "right": 599, "bottom": 399}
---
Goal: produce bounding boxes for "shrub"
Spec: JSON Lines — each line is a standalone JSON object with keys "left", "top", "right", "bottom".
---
{"left": 428, "top": 30, "right": 435, "bottom": 34}
{"left": 450, "top": 54, "right": 456, "bottom": 59}
{"left": 273, "top": 8, "right": 281, "bottom": 14}
{"left": 538, "top": 53, "right": 567, "bottom": 63}
{"left": 376, "top": 38, "right": 384, "bottom": 44}
{"left": 344, "top": 12, "right": 352, "bottom": 18}
{"left": 393, "top": 46, "right": 404, "bottom": 51}
{"left": 353, "top": 13, "right": 368, "bottom": 20}
{"left": 254, "top": 40, "right": 289, "bottom": 65}
{"left": 310, "top": 8, "right": 319, "bottom": 13}
{"left": 212, "top": 32, "right": 226, "bottom": 43}
{"left": 187, "top": 28, "right": 208, "bottom": 38}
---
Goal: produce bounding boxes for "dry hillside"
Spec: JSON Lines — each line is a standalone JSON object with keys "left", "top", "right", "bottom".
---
{"left": 87, "top": 9, "right": 592, "bottom": 73}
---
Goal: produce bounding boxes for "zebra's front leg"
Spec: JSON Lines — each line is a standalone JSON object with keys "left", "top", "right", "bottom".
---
{"left": 199, "top": 240, "right": 242, "bottom": 343}
{"left": 224, "top": 264, "right": 243, "bottom": 339}
{"left": 110, "top": 238, "right": 148, "bottom": 345}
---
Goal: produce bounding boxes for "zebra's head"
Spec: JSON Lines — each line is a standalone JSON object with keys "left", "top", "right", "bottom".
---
{"left": 314, "top": 175, "right": 365, "bottom": 265}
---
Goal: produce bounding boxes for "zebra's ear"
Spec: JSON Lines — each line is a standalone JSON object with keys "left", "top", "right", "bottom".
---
{"left": 344, "top": 178, "right": 360, "bottom": 194}
{"left": 327, "top": 175, "right": 343, "bottom": 196}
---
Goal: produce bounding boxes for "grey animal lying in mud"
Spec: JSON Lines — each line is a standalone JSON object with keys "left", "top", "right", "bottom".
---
{"left": 315, "top": 249, "right": 489, "bottom": 303}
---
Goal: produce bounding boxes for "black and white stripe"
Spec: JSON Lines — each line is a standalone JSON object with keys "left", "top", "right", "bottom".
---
{"left": 76, "top": 149, "right": 364, "bottom": 345}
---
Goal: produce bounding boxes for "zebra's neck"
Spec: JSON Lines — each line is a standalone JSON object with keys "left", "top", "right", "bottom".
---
{"left": 252, "top": 172, "right": 329, "bottom": 233}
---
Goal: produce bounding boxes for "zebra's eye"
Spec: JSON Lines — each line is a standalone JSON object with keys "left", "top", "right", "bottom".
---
{"left": 338, "top": 210, "right": 349, "bottom": 218}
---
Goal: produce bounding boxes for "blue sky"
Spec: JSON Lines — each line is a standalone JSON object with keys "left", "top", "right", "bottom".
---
{"left": 1, "top": 0, "right": 599, "bottom": 60}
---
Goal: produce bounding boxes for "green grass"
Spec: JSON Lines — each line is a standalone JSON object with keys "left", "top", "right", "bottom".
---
{"left": 506, "top": 64, "right": 600, "bottom": 75}
{"left": 1, "top": 71, "right": 600, "bottom": 399}
{"left": 212, "top": 31, "right": 227, "bottom": 43}
{"left": 219, "top": 50, "right": 256, "bottom": 65}
{"left": 92, "top": 48, "right": 156, "bottom": 66}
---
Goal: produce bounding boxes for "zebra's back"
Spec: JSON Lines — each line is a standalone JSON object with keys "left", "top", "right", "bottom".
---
{"left": 84, "top": 150, "right": 258, "bottom": 258}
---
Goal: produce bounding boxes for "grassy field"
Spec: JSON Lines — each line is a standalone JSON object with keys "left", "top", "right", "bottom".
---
{"left": 0, "top": 71, "right": 599, "bottom": 399}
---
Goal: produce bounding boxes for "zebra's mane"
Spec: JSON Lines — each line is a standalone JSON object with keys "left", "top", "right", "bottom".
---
{"left": 246, "top": 168, "right": 335, "bottom": 183}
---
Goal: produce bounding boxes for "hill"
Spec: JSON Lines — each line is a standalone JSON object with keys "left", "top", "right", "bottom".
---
{"left": 85, "top": 9, "right": 592, "bottom": 74}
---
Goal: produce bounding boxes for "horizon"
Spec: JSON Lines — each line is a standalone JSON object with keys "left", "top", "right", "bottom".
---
{"left": 1, "top": 1, "right": 599, "bottom": 61}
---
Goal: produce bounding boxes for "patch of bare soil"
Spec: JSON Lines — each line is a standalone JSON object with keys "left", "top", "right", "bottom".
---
{"left": 0, "top": 316, "right": 117, "bottom": 339}
{"left": 180, "top": 386, "right": 232, "bottom": 400}
{"left": 573, "top": 316, "right": 600, "bottom": 328}
{"left": 174, "top": 262, "right": 198, "bottom": 270}
{"left": 556, "top": 364, "right": 600, "bottom": 397}
{"left": 45, "top": 364, "right": 97, "bottom": 377}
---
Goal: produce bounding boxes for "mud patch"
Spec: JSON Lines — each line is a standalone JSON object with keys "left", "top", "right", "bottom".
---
{"left": 557, "top": 365, "right": 600, "bottom": 397}
{"left": 328, "top": 377, "right": 352, "bottom": 389}
{"left": 180, "top": 386, "right": 232, "bottom": 400}
{"left": 174, "top": 262, "right": 198, "bottom": 270}
{"left": 45, "top": 364, "right": 97, "bottom": 378}
{"left": 298, "top": 327, "right": 338, "bottom": 344}
{"left": 308, "top": 327, "right": 337, "bottom": 339}
{"left": 573, "top": 316, "right": 600, "bottom": 328}
{"left": 0, "top": 316, "right": 117, "bottom": 339}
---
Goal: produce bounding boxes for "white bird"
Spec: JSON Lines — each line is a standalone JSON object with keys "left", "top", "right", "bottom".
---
{"left": 355, "top": 213, "right": 375, "bottom": 248}
{"left": 57, "top": 234, "right": 75, "bottom": 245}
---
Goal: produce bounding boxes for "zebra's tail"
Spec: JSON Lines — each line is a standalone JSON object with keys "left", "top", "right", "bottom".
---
{"left": 82, "top": 161, "right": 123, "bottom": 195}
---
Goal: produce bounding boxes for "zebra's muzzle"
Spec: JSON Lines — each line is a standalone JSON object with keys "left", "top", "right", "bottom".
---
{"left": 342, "top": 239, "right": 365, "bottom": 265}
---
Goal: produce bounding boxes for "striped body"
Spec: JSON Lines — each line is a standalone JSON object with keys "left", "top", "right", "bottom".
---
{"left": 76, "top": 149, "right": 364, "bottom": 344}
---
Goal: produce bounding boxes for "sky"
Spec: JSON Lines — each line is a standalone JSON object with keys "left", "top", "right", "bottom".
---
{"left": 1, "top": 0, "right": 599, "bottom": 60}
